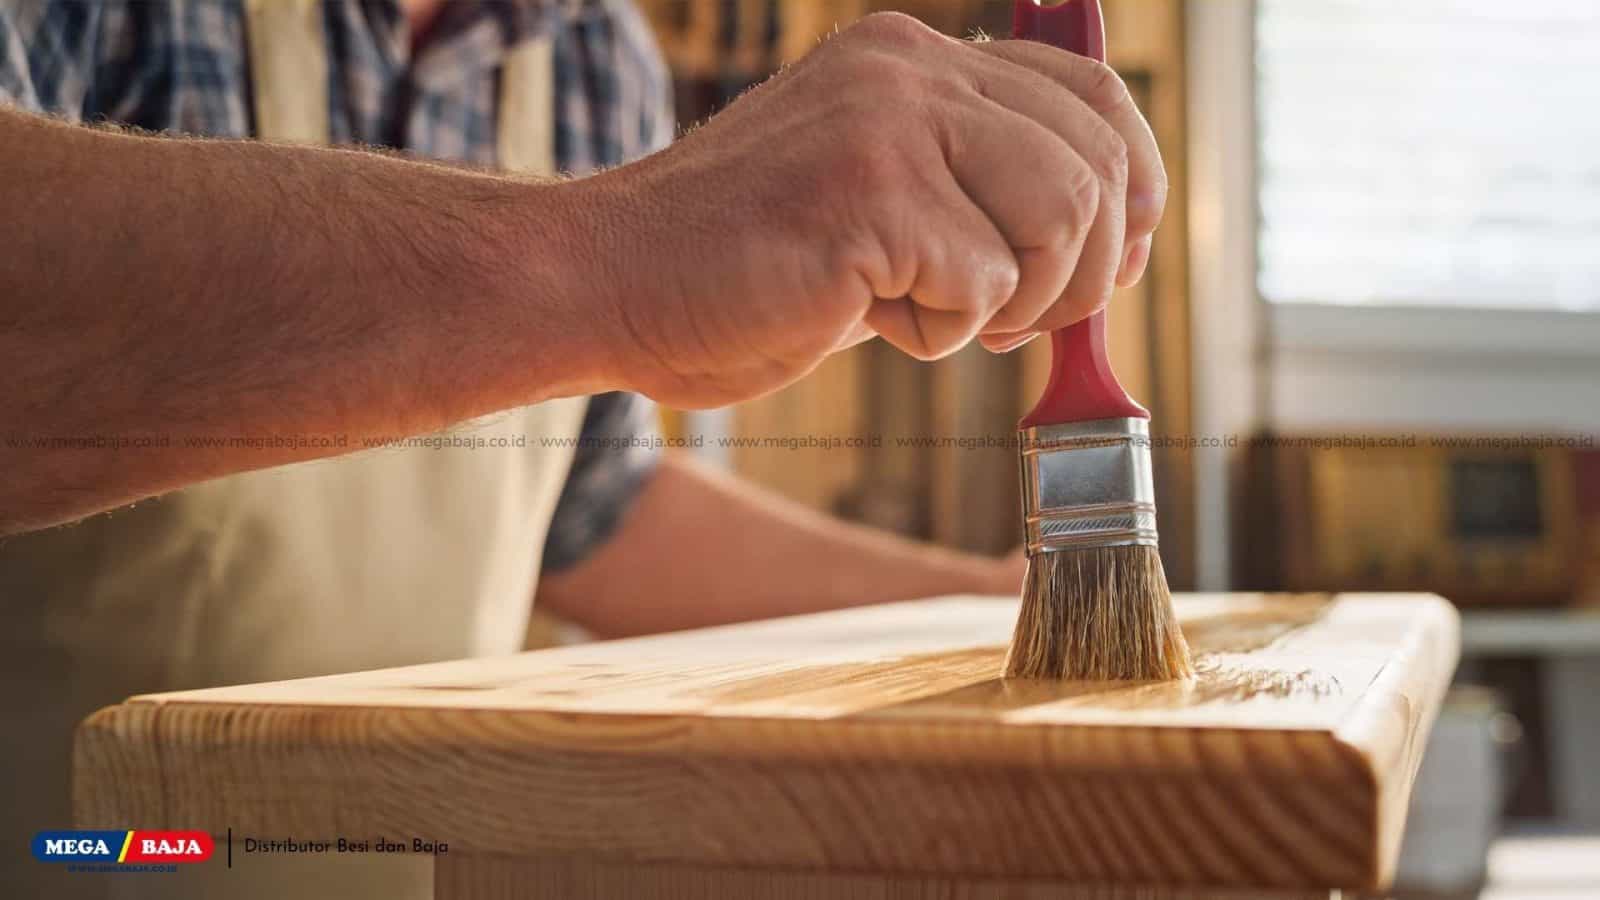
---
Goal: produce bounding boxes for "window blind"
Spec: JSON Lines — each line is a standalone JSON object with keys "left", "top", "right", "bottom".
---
{"left": 1256, "top": 0, "right": 1600, "bottom": 311}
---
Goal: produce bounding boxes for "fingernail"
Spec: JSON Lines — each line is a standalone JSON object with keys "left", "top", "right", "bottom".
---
{"left": 991, "top": 332, "right": 1039, "bottom": 353}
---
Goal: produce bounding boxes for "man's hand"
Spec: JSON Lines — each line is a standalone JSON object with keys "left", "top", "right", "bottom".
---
{"left": 0, "top": 13, "right": 1165, "bottom": 533}
{"left": 574, "top": 13, "right": 1167, "bottom": 408}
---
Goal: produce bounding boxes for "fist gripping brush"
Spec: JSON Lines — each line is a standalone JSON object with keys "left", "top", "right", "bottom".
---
{"left": 1003, "top": 0, "right": 1193, "bottom": 681}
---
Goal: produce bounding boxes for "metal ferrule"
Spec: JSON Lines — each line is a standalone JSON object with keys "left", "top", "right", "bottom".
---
{"left": 1019, "top": 417, "right": 1158, "bottom": 554}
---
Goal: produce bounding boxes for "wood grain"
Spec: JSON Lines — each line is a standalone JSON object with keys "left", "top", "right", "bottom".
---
{"left": 74, "top": 594, "right": 1457, "bottom": 893}
{"left": 435, "top": 853, "right": 1335, "bottom": 900}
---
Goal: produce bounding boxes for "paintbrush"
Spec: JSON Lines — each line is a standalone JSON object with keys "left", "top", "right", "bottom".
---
{"left": 1003, "top": 0, "right": 1193, "bottom": 681}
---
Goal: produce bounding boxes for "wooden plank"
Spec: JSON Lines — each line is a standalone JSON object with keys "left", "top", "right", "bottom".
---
{"left": 435, "top": 853, "right": 1334, "bottom": 900}
{"left": 75, "top": 593, "right": 1457, "bottom": 893}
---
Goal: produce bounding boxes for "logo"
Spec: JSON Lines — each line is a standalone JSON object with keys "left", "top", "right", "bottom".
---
{"left": 32, "top": 830, "right": 214, "bottom": 865}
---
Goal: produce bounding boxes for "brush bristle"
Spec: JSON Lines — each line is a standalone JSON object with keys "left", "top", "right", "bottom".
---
{"left": 1004, "top": 545, "right": 1194, "bottom": 681}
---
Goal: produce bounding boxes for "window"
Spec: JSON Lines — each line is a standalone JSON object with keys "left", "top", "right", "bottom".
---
{"left": 1255, "top": 0, "right": 1600, "bottom": 311}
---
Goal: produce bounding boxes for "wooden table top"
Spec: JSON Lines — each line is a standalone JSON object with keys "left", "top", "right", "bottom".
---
{"left": 75, "top": 592, "right": 1458, "bottom": 892}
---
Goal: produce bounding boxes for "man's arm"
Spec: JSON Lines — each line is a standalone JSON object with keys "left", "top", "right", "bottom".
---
{"left": 535, "top": 453, "right": 1024, "bottom": 637}
{"left": 0, "top": 107, "right": 614, "bottom": 534}
{"left": 4, "top": 13, "right": 1168, "bottom": 536}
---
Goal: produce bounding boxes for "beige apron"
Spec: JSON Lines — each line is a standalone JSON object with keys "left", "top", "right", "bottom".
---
{"left": 1, "top": 4, "right": 583, "bottom": 897}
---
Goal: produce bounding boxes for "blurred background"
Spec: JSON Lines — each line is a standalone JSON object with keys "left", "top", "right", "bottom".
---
{"left": 624, "top": 1, "right": 1600, "bottom": 897}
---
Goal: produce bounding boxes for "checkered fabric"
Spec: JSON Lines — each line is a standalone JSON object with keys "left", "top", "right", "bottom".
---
{"left": 0, "top": 0, "right": 673, "bottom": 571}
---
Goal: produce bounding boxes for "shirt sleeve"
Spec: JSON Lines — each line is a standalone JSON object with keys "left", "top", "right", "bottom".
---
{"left": 0, "top": 1, "right": 100, "bottom": 115}
{"left": 540, "top": 391, "right": 662, "bottom": 574}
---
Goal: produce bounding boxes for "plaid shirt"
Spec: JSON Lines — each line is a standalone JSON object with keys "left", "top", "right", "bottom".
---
{"left": 0, "top": 0, "right": 670, "bottom": 572}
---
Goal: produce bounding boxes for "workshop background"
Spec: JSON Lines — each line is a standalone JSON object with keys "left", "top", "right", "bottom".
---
{"left": 631, "top": 1, "right": 1600, "bottom": 897}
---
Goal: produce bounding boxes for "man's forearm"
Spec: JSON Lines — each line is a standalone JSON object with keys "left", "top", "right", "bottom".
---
{"left": 0, "top": 107, "right": 615, "bottom": 534}
{"left": 536, "top": 453, "right": 1023, "bottom": 637}
{"left": 2, "top": 15, "right": 1174, "bottom": 536}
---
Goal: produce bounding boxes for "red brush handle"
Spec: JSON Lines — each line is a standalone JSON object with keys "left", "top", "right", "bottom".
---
{"left": 1013, "top": 0, "right": 1147, "bottom": 428}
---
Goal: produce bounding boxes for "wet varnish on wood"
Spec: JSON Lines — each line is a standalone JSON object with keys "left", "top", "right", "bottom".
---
{"left": 75, "top": 593, "right": 1458, "bottom": 898}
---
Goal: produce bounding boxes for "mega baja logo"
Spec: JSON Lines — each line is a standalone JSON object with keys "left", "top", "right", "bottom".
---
{"left": 32, "top": 830, "right": 214, "bottom": 865}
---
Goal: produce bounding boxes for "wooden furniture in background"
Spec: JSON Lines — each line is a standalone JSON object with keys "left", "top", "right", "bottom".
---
{"left": 1241, "top": 435, "right": 1583, "bottom": 606}
{"left": 1577, "top": 449, "right": 1600, "bottom": 605}
{"left": 78, "top": 593, "right": 1457, "bottom": 898}
{"left": 640, "top": 0, "right": 869, "bottom": 77}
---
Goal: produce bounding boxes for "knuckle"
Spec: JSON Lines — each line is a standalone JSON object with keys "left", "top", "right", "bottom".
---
{"left": 1075, "top": 59, "right": 1134, "bottom": 115}
{"left": 1088, "top": 124, "right": 1129, "bottom": 185}
{"left": 851, "top": 12, "right": 940, "bottom": 47}
{"left": 834, "top": 52, "right": 932, "bottom": 112}
{"left": 823, "top": 145, "right": 912, "bottom": 267}
{"left": 1056, "top": 161, "right": 1100, "bottom": 233}
{"left": 983, "top": 256, "right": 1022, "bottom": 307}
{"left": 830, "top": 66, "right": 941, "bottom": 188}
{"left": 840, "top": 129, "right": 904, "bottom": 191}
{"left": 1010, "top": 140, "right": 1098, "bottom": 250}
{"left": 866, "top": 55, "right": 930, "bottom": 101}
